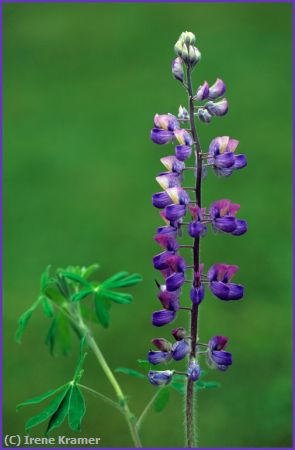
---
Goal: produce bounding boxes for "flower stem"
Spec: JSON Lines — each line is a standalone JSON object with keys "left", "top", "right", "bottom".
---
{"left": 185, "top": 65, "right": 203, "bottom": 448}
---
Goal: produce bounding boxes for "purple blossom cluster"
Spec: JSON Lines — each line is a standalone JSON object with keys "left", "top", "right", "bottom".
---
{"left": 147, "top": 31, "right": 247, "bottom": 388}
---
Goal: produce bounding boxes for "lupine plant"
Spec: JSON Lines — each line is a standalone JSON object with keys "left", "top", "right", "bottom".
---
{"left": 148, "top": 31, "right": 247, "bottom": 447}
{"left": 16, "top": 264, "right": 145, "bottom": 446}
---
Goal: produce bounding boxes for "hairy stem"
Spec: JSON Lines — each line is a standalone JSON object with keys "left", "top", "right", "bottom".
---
{"left": 65, "top": 303, "right": 142, "bottom": 448}
{"left": 185, "top": 66, "right": 203, "bottom": 448}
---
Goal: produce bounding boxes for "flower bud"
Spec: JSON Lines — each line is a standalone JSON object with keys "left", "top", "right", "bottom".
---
{"left": 197, "top": 108, "right": 212, "bottom": 124}
{"left": 180, "top": 44, "right": 189, "bottom": 63}
{"left": 193, "top": 81, "right": 209, "bottom": 101}
{"left": 208, "top": 78, "right": 226, "bottom": 100}
{"left": 190, "top": 285, "right": 205, "bottom": 305}
{"left": 152, "top": 338, "right": 172, "bottom": 352}
{"left": 148, "top": 370, "right": 174, "bottom": 386}
{"left": 160, "top": 156, "right": 185, "bottom": 174}
{"left": 148, "top": 350, "right": 171, "bottom": 365}
{"left": 152, "top": 309, "right": 176, "bottom": 327}
{"left": 172, "top": 327, "right": 186, "bottom": 341}
{"left": 166, "top": 272, "right": 185, "bottom": 291}
{"left": 174, "top": 40, "right": 183, "bottom": 57}
{"left": 205, "top": 99, "right": 228, "bottom": 116}
{"left": 166, "top": 187, "right": 190, "bottom": 205}
{"left": 172, "top": 57, "right": 184, "bottom": 82}
{"left": 188, "top": 359, "right": 201, "bottom": 381}
{"left": 174, "top": 129, "right": 193, "bottom": 146}
{"left": 183, "top": 31, "right": 196, "bottom": 46}
{"left": 188, "top": 46, "right": 201, "bottom": 67}
{"left": 178, "top": 105, "right": 189, "bottom": 120}
{"left": 152, "top": 191, "right": 172, "bottom": 209}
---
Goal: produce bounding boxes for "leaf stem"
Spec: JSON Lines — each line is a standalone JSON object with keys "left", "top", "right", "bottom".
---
{"left": 78, "top": 384, "right": 122, "bottom": 412}
{"left": 136, "top": 390, "right": 161, "bottom": 431}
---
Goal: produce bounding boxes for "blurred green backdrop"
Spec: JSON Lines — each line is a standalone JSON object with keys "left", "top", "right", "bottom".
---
{"left": 3, "top": 2, "right": 292, "bottom": 448}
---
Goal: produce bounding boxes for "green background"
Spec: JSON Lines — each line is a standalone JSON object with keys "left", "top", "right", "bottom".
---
{"left": 3, "top": 2, "right": 292, "bottom": 448}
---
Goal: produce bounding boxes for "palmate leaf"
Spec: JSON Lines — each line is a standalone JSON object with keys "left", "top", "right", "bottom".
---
{"left": 25, "top": 385, "right": 70, "bottom": 432}
{"left": 81, "top": 264, "right": 100, "bottom": 280}
{"left": 17, "top": 383, "right": 70, "bottom": 410}
{"left": 59, "top": 271, "right": 91, "bottom": 288}
{"left": 103, "top": 271, "right": 143, "bottom": 289}
{"left": 99, "top": 289, "right": 133, "bottom": 304}
{"left": 46, "top": 389, "right": 71, "bottom": 435}
{"left": 71, "top": 288, "right": 94, "bottom": 302}
{"left": 41, "top": 296, "right": 54, "bottom": 318}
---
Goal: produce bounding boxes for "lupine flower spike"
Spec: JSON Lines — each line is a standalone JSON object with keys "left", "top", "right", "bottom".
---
{"left": 148, "top": 30, "right": 247, "bottom": 448}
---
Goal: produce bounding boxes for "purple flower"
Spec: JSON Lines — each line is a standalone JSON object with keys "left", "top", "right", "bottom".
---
{"left": 154, "top": 113, "right": 180, "bottom": 131}
{"left": 205, "top": 99, "right": 228, "bottom": 116}
{"left": 208, "top": 136, "right": 247, "bottom": 176}
{"left": 153, "top": 251, "right": 175, "bottom": 270}
{"left": 166, "top": 187, "right": 190, "bottom": 205}
{"left": 188, "top": 359, "right": 201, "bottom": 381}
{"left": 194, "top": 81, "right": 209, "bottom": 101}
{"left": 172, "top": 57, "right": 184, "bottom": 82}
{"left": 154, "top": 233, "right": 179, "bottom": 252}
{"left": 166, "top": 272, "right": 185, "bottom": 291}
{"left": 160, "top": 156, "right": 185, "bottom": 174}
{"left": 148, "top": 370, "right": 174, "bottom": 386}
{"left": 207, "top": 264, "right": 244, "bottom": 301}
{"left": 197, "top": 108, "right": 212, "bottom": 123}
{"left": 175, "top": 145, "right": 192, "bottom": 161}
{"left": 148, "top": 350, "right": 172, "bottom": 365}
{"left": 156, "top": 226, "right": 177, "bottom": 237}
{"left": 190, "top": 285, "right": 205, "bottom": 305}
{"left": 171, "top": 339, "right": 190, "bottom": 361}
{"left": 157, "top": 285, "right": 180, "bottom": 311}
{"left": 172, "top": 327, "right": 186, "bottom": 341}
{"left": 209, "top": 199, "right": 247, "bottom": 236}
{"left": 152, "top": 309, "right": 176, "bottom": 326}
{"left": 152, "top": 191, "right": 172, "bottom": 209}
{"left": 208, "top": 78, "right": 226, "bottom": 100}
{"left": 188, "top": 204, "right": 207, "bottom": 237}
{"left": 174, "top": 129, "right": 193, "bottom": 146}
{"left": 156, "top": 172, "right": 181, "bottom": 190}
{"left": 164, "top": 204, "right": 187, "bottom": 222}
{"left": 150, "top": 128, "right": 175, "bottom": 145}
{"left": 208, "top": 336, "right": 232, "bottom": 371}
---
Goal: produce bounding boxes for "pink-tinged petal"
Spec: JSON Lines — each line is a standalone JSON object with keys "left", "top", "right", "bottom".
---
{"left": 225, "top": 265, "right": 239, "bottom": 281}
{"left": 154, "top": 234, "right": 179, "bottom": 252}
{"left": 228, "top": 203, "right": 240, "bottom": 216}
{"left": 166, "top": 255, "right": 186, "bottom": 272}
{"left": 208, "top": 336, "right": 228, "bottom": 351}
{"left": 208, "top": 78, "right": 226, "bottom": 100}
{"left": 194, "top": 81, "right": 209, "bottom": 101}
{"left": 227, "top": 138, "right": 239, "bottom": 153}
{"left": 159, "top": 210, "right": 170, "bottom": 225}
{"left": 154, "top": 113, "right": 180, "bottom": 131}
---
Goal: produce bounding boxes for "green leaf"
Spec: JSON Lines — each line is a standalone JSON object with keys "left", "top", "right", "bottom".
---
{"left": 60, "top": 271, "right": 91, "bottom": 288}
{"left": 17, "top": 383, "right": 70, "bottom": 410}
{"left": 42, "top": 297, "right": 54, "bottom": 318}
{"left": 68, "top": 386, "right": 86, "bottom": 431}
{"left": 100, "top": 289, "right": 133, "bottom": 304}
{"left": 25, "top": 386, "right": 70, "bottom": 431}
{"left": 80, "top": 305, "right": 99, "bottom": 324}
{"left": 46, "top": 389, "right": 71, "bottom": 435}
{"left": 71, "top": 288, "right": 94, "bottom": 302}
{"left": 137, "top": 359, "right": 150, "bottom": 371}
{"left": 103, "top": 272, "right": 143, "bottom": 289}
{"left": 81, "top": 264, "right": 100, "bottom": 280}
{"left": 114, "top": 368, "right": 146, "bottom": 379}
{"left": 153, "top": 387, "right": 170, "bottom": 412}
{"left": 15, "top": 298, "right": 42, "bottom": 343}
{"left": 94, "top": 293, "right": 109, "bottom": 328}
{"left": 56, "top": 274, "right": 71, "bottom": 299}
{"left": 46, "top": 312, "right": 72, "bottom": 356}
